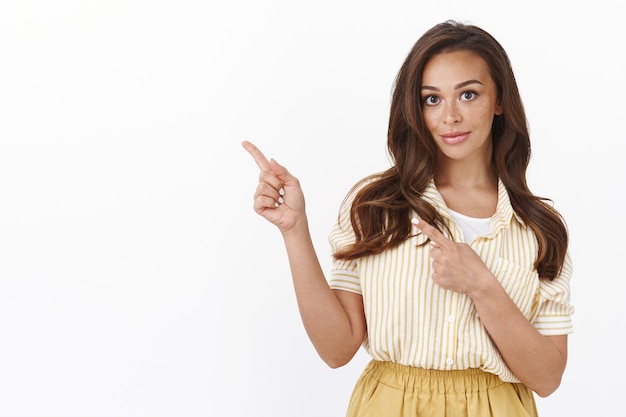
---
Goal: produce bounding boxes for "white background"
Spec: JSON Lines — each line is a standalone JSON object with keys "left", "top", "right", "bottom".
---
{"left": 0, "top": 1, "right": 623, "bottom": 416}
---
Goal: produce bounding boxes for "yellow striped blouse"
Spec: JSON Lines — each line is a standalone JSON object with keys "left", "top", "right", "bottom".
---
{"left": 328, "top": 178, "right": 574, "bottom": 383}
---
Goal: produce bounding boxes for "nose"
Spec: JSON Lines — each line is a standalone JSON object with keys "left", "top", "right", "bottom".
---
{"left": 443, "top": 101, "right": 461, "bottom": 124}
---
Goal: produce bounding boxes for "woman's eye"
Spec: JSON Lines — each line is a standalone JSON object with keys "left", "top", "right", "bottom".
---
{"left": 461, "top": 91, "right": 477, "bottom": 101}
{"left": 424, "top": 96, "right": 439, "bottom": 106}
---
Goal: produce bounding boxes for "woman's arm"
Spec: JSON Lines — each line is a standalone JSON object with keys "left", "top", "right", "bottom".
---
{"left": 243, "top": 141, "right": 366, "bottom": 367}
{"left": 412, "top": 217, "right": 567, "bottom": 397}
{"left": 468, "top": 280, "right": 567, "bottom": 397}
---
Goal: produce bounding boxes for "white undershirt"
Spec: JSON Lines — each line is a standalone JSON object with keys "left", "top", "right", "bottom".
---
{"left": 448, "top": 209, "right": 492, "bottom": 243}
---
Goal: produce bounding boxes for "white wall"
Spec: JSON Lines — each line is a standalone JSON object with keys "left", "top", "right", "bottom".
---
{"left": 0, "top": 1, "right": 623, "bottom": 416}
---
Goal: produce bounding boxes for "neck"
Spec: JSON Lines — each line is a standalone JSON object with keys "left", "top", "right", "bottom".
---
{"left": 435, "top": 157, "right": 497, "bottom": 189}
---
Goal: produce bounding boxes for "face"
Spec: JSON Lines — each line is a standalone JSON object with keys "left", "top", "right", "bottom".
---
{"left": 421, "top": 50, "right": 502, "bottom": 165}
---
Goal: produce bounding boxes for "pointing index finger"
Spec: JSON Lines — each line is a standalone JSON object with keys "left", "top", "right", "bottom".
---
{"left": 242, "top": 140, "right": 271, "bottom": 171}
{"left": 411, "top": 217, "right": 450, "bottom": 247}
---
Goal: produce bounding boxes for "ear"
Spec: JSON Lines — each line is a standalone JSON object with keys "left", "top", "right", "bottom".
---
{"left": 495, "top": 99, "right": 503, "bottom": 115}
{"left": 495, "top": 98, "right": 503, "bottom": 116}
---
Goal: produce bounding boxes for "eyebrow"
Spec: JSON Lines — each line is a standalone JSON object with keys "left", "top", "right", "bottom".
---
{"left": 421, "top": 79, "right": 484, "bottom": 91}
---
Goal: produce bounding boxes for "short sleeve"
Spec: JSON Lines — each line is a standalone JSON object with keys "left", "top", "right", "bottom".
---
{"left": 328, "top": 189, "right": 361, "bottom": 295}
{"left": 533, "top": 251, "right": 575, "bottom": 335}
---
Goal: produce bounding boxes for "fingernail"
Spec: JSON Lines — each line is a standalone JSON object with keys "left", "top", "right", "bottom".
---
{"left": 411, "top": 217, "right": 420, "bottom": 225}
{"left": 279, "top": 188, "right": 285, "bottom": 196}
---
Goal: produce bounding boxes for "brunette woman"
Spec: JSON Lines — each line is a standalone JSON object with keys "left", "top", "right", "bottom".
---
{"left": 243, "top": 20, "right": 573, "bottom": 417}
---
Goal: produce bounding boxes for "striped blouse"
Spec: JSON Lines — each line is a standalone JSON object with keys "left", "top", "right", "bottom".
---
{"left": 328, "top": 178, "right": 574, "bottom": 383}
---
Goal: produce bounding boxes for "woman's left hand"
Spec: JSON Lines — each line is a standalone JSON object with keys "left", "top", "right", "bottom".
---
{"left": 411, "top": 217, "right": 494, "bottom": 295}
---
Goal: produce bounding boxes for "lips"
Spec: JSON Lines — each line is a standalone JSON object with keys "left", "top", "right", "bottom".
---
{"left": 440, "top": 131, "right": 469, "bottom": 145}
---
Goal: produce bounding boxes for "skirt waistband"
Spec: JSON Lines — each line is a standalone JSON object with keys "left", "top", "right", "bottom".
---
{"left": 345, "top": 360, "right": 537, "bottom": 417}
{"left": 363, "top": 360, "right": 507, "bottom": 393}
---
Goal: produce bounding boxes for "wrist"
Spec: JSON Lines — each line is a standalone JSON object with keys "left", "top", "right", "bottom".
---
{"left": 468, "top": 270, "right": 498, "bottom": 300}
{"left": 280, "top": 217, "right": 310, "bottom": 241}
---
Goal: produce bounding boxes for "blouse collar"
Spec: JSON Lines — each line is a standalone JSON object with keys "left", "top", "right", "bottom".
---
{"left": 421, "top": 178, "right": 526, "bottom": 235}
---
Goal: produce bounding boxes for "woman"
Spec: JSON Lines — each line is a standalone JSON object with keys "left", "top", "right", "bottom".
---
{"left": 243, "top": 20, "right": 573, "bottom": 417}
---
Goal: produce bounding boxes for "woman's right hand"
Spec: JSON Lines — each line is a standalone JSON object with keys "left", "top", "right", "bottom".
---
{"left": 242, "top": 141, "right": 306, "bottom": 233}
{"left": 243, "top": 141, "right": 366, "bottom": 368}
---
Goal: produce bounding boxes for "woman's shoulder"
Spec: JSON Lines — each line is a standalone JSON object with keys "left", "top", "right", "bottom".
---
{"left": 351, "top": 171, "right": 386, "bottom": 190}
{"left": 334, "top": 171, "right": 385, "bottom": 213}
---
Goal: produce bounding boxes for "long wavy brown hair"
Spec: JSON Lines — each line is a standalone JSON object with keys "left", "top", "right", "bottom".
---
{"left": 333, "top": 20, "right": 568, "bottom": 280}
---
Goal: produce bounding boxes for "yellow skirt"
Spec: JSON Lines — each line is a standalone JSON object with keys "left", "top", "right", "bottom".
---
{"left": 346, "top": 360, "right": 537, "bottom": 417}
